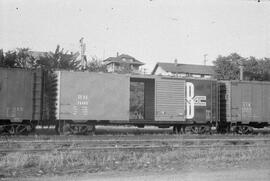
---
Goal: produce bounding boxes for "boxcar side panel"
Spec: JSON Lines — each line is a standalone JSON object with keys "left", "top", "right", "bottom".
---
{"left": 262, "top": 83, "right": 270, "bottom": 122}
{"left": 0, "top": 70, "right": 7, "bottom": 118}
{"left": 230, "top": 81, "right": 270, "bottom": 124}
{"left": 57, "top": 72, "right": 130, "bottom": 121}
{"left": 231, "top": 82, "right": 242, "bottom": 122}
{"left": 186, "top": 79, "right": 217, "bottom": 123}
{"left": 251, "top": 83, "right": 263, "bottom": 122}
{"left": 0, "top": 68, "right": 34, "bottom": 122}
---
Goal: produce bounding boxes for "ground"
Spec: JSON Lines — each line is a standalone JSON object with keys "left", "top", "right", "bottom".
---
{"left": 1, "top": 126, "right": 270, "bottom": 181}
{"left": 14, "top": 168, "right": 270, "bottom": 181}
{"left": 8, "top": 159, "right": 270, "bottom": 181}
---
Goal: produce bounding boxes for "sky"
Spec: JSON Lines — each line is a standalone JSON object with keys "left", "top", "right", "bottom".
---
{"left": 0, "top": 0, "right": 270, "bottom": 72}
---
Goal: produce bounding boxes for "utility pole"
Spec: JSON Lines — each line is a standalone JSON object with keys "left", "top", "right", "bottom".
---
{"left": 203, "top": 54, "right": 208, "bottom": 66}
{"left": 239, "top": 59, "right": 244, "bottom": 81}
{"left": 79, "top": 37, "right": 87, "bottom": 70}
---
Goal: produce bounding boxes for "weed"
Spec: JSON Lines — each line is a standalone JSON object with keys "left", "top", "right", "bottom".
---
{"left": 0, "top": 146, "right": 269, "bottom": 178}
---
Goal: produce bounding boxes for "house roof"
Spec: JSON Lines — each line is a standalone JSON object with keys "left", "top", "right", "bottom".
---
{"left": 152, "top": 62, "right": 215, "bottom": 75}
{"left": 103, "top": 54, "right": 144, "bottom": 65}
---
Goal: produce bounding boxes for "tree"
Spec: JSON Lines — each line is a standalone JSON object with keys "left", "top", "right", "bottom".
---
{"left": 15, "top": 48, "right": 36, "bottom": 68}
{"left": 85, "top": 56, "right": 107, "bottom": 72}
{"left": 0, "top": 49, "right": 5, "bottom": 67}
{"left": 213, "top": 53, "right": 270, "bottom": 81}
{"left": 36, "top": 45, "right": 80, "bottom": 70}
{"left": 213, "top": 53, "right": 243, "bottom": 80}
{"left": 243, "top": 56, "right": 262, "bottom": 81}
{"left": 0, "top": 48, "right": 35, "bottom": 68}
{"left": 260, "top": 58, "right": 270, "bottom": 81}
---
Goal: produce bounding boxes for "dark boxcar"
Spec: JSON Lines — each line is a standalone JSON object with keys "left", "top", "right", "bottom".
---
{"left": 0, "top": 68, "right": 43, "bottom": 134}
{"left": 130, "top": 75, "right": 219, "bottom": 133}
{"left": 185, "top": 79, "right": 219, "bottom": 124}
{"left": 219, "top": 81, "right": 270, "bottom": 133}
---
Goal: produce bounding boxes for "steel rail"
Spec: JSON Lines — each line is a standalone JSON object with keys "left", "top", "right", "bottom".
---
{"left": 1, "top": 138, "right": 270, "bottom": 144}
{"left": 0, "top": 144, "right": 269, "bottom": 153}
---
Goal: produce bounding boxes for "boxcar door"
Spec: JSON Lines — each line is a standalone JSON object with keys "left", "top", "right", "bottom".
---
{"left": 155, "top": 78, "right": 185, "bottom": 122}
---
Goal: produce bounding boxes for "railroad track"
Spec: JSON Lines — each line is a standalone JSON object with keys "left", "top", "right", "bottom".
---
{"left": 1, "top": 138, "right": 270, "bottom": 145}
{"left": 1, "top": 138, "right": 270, "bottom": 153}
{"left": 0, "top": 143, "right": 270, "bottom": 153}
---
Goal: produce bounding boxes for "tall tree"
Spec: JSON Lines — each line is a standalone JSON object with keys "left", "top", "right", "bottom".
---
{"left": 213, "top": 53, "right": 243, "bottom": 80}
{"left": 243, "top": 56, "right": 262, "bottom": 80}
{"left": 0, "top": 48, "right": 35, "bottom": 68}
{"left": 36, "top": 45, "right": 80, "bottom": 70}
{"left": 260, "top": 58, "right": 270, "bottom": 81}
{"left": 213, "top": 53, "right": 270, "bottom": 81}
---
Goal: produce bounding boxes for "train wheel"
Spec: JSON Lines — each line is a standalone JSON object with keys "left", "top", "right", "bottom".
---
{"left": 190, "top": 125, "right": 210, "bottom": 134}
{"left": 6, "top": 124, "right": 31, "bottom": 135}
{"left": 198, "top": 125, "right": 210, "bottom": 134}
{"left": 190, "top": 126, "right": 200, "bottom": 134}
{"left": 237, "top": 126, "right": 253, "bottom": 134}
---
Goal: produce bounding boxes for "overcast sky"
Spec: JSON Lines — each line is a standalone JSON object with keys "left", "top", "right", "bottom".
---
{"left": 0, "top": 0, "right": 270, "bottom": 72}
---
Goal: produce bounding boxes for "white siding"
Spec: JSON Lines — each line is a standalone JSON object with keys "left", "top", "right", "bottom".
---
{"left": 154, "top": 66, "right": 172, "bottom": 76}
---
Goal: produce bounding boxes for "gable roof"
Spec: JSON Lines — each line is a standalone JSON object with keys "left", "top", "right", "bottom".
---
{"left": 103, "top": 54, "right": 144, "bottom": 66}
{"left": 152, "top": 62, "right": 215, "bottom": 75}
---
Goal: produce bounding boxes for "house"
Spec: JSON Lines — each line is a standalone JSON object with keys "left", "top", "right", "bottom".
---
{"left": 103, "top": 53, "right": 144, "bottom": 73}
{"left": 151, "top": 61, "right": 215, "bottom": 78}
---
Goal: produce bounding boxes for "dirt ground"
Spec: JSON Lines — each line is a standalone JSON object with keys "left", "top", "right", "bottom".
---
{"left": 10, "top": 159, "right": 270, "bottom": 181}
{"left": 13, "top": 167, "right": 270, "bottom": 181}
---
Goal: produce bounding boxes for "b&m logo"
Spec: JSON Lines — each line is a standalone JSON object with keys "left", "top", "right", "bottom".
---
{"left": 186, "top": 82, "right": 207, "bottom": 119}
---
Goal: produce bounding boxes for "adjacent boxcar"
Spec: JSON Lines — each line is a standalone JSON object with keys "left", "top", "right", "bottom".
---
{"left": 219, "top": 80, "right": 270, "bottom": 133}
{"left": 0, "top": 68, "right": 43, "bottom": 134}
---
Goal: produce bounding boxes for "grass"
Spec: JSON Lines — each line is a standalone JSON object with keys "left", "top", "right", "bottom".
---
{"left": 0, "top": 146, "right": 270, "bottom": 178}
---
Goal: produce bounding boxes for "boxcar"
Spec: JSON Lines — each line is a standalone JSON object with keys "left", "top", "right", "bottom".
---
{"left": 219, "top": 80, "right": 270, "bottom": 133}
{"left": 53, "top": 71, "right": 219, "bottom": 134}
{"left": 0, "top": 68, "right": 43, "bottom": 134}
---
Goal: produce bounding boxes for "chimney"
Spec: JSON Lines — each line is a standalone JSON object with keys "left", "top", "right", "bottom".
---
{"left": 116, "top": 52, "right": 119, "bottom": 57}
{"left": 174, "top": 59, "right": 178, "bottom": 66}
